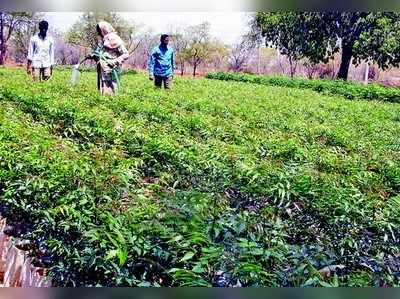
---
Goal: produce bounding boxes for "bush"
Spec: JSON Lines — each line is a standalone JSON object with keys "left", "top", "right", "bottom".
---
{"left": 206, "top": 72, "right": 400, "bottom": 103}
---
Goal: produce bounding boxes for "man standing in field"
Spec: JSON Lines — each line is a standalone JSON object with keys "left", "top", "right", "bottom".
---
{"left": 27, "top": 20, "right": 55, "bottom": 82}
{"left": 148, "top": 34, "right": 175, "bottom": 89}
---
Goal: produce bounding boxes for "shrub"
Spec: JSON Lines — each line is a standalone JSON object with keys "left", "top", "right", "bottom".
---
{"left": 206, "top": 72, "right": 400, "bottom": 103}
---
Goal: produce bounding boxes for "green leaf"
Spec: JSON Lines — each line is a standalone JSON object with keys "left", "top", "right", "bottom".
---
{"left": 117, "top": 247, "right": 128, "bottom": 266}
{"left": 191, "top": 263, "right": 205, "bottom": 274}
{"left": 105, "top": 249, "right": 117, "bottom": 260}
{"left": 179, "top": 252, "right": 195, "bottom": 262}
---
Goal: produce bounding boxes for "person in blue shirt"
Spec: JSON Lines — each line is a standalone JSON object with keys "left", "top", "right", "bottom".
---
{"left": 148, "top": 34, "right": 175, "bottom": 89}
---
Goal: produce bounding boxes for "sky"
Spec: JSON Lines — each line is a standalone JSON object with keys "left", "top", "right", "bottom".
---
{"left": 44, "top": 12, "right": 252, "bottom": 45}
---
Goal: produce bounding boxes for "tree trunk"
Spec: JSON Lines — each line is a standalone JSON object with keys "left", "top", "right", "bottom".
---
{"left": 180, "top": 60, "right": 184, "bottom": 76}
{"left": 0, "top": 45, "right": 6, "bottom": 65}
{"left": 0, "top": 12, "right": 4, "bottom": 65}
{"left": 193, "top": 63, "right": 197, "bottom": 77}
{"left": 288, "top": 56, "right": 297, "bottom": 78}
{"left": 363, "top": 62, "right": 369, "bottom": 85}
{"left": 337, "top": 43, "right": 353, "bottom": 80}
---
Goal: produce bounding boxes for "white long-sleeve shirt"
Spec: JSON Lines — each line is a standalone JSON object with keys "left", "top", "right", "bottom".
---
{"left": 27, "top": 33, "right": 55, "bottom": 68}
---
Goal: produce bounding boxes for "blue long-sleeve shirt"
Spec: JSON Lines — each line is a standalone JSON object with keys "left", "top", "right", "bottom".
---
{"left": 148, "top": 45, "right": 175, "bottom": 77}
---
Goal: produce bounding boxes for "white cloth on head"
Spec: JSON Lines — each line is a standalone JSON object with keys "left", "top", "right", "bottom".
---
{"left": 27, "top": 33, "right": 55, "bottom": 68}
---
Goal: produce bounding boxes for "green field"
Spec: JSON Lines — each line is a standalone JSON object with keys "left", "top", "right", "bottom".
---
{"left": 0, "top": 67, "right": 399, "bottom": 286}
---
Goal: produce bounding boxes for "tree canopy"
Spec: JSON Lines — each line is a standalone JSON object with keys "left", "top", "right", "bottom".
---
{"left": 67, "top": 12, "right": 135, "bottom": 49}
{"left": 181, "top": 22, "right": 226, "bottom": 77}
{"left": 0, "top": 12, "right": 35, "bottom": 64}
{"left": 255, "top": 12, "right": 400, "bottom": 80}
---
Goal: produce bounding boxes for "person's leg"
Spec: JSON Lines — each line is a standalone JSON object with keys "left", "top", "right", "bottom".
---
{"left": 110, "top": 80, "right": 118, "bottom": 95}
{"left": 100, "top": 70, "right": 116, "bottom": 96}
{"left": 102, "top": 80, "right": 116, "bottom": 96}
{"left": 42, "top": 67, "right": 51, "bottom": 81}
{"left": 40, "top": 68, "right": 45, "bottom": 81}
{"left": 164, "top": 76, "right": 173, "bottom": 90}
{"left": 154, "top": 75, "right": 162, "bottom": 88}
{"left": 32, "top": 68, "right": 40, "bottom": 81}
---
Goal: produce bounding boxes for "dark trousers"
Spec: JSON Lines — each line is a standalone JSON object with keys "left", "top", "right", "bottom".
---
{"left": 154, "top": 75, "right": 172, "bottom": 89}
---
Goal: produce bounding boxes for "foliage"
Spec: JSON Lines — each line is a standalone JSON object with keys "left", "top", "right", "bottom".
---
{"left": 254, "top": 12, "right": 400, "bottom": 80}
{"left": 170, "top": 30, "right": 191, "bottom": 76}
{"left": 66, "top": 12, "right": 135, "bottom": 49}
{"left": 206, "top": 72, "right": 400, "bottom": 103}
{"left": 10, "top": 12, "right": 44, "bottom": 63}
{"left": 0, "top": 12, "right": 36, "bottom": 64}
{"left": 0, "top": 68, "right": 399, "bottom": 287}
{"left": 180, "top": 23, "right": 225, "bottom": 77}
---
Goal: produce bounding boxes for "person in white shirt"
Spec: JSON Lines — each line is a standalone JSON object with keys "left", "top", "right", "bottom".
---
{"left": 27, "top": 20, "right": 55, "bottom": 81}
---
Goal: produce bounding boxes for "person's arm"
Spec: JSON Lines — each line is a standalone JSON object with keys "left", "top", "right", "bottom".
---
{"left": 116, "top": 44, "right": 129, "bottom": 64}
{"left": 49, "top": 38, "right": 55, "bottom": 73}
{"left": 26, "top": 37, "right": 34, "bottom": 74}
{"left": 108, "top": 44, "right": 129, "bottom": 67}
{"left": 171, "top": 49, "right": 175, "bottom": 77}
{"left": 148, "top": 48, "right": 155, "bottom": 80}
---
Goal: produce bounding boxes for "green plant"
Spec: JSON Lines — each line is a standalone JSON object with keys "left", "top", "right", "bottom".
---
{"left": 0, "top": 67, "right": 399, "bottom": 287}
{"left": 206, "top": 72, "right": 400, "bottom": 103}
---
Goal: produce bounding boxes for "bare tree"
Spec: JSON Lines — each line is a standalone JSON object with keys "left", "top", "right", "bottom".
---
{"left": 287, "top": 55, "right": 298, "bottom": 78}
{"left": 303, "top": 61, "right": 320, "bottom": 79}
{"left": 129, "top": 30, "right": 158, "bottom": 69}
{"left": 276, "top": 51, "right": 299, "bottom": 77}
{"left": 0, "top": 12, "right": 34, "bottom": 65}
{"left": 229, "top": 34, "right": 257, "bottom": 71}
{"left": 10, "top": 12, "right": 44, "bottom": 63}
{"left": 54, "top": 32, "right": 82, "bottom": 65}
{"left": 171, "top": 30, "right": 190, "bottom": 76}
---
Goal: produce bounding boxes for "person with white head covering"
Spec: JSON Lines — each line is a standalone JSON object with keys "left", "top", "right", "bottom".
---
{"left": 87, "top": 21, "right": 129, "bottom": 96}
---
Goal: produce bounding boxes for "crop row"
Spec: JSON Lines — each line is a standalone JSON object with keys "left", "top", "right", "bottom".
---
{"left": 0, "top": 68, "right": 399, "bottom": 286}
{"left": 0, "top": 97, "right": 315, "bottom": 287}
{"left": 206, "top": 72, "right": 400, "bottom": 103}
